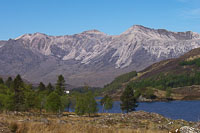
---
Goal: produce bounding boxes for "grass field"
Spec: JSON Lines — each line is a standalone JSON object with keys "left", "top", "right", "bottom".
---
{"left": 0, "top": 111, "right": 195, "bottom": 133}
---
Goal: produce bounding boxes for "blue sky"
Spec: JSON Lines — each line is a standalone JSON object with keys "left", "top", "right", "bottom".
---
{"left": 0, "top": 0, "right": 200, "bottom": 40}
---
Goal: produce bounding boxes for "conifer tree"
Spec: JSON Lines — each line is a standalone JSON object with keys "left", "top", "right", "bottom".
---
{"left": 5, "top": 77, "right": 12, "bottom": 88}
{"left": 47, "top": 83, "right": 54, "bottom": 92}
{"left": 38, "top": 82, "right": 46, "bottom": 91}
{"left": 120, "top": 85, "right": 138, "bottom": 113}
{"left": 13, "top": 75, "right": 25, "bottom": 111}
{"left": 55, "top": 75, "right": 65, "bottom": 96}
{"left": 0, "top": 78, "right": 4, "bottom": 84}
{"left": 24, "top": 89, "right": 36, "bottom": 111}
{"left": 13, "top": 74, "right": 23, "bottom": 89}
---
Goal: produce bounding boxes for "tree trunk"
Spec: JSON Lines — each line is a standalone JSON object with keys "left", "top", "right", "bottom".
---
{"left": 102, "top": 104, "right": 105, "bottom": 113}
{"left": 40, "top": 102, "right": 42, "bottom": 115}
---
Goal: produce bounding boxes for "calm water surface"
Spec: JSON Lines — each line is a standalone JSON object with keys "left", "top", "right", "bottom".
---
{"left": 96, "top": 99, "right": 200, "bottom": 122}
{"left": 69, "top": 97, "right": 200, "bottom": 121}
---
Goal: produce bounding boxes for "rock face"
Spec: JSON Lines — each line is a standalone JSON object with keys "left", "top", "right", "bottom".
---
{"left": 0, "top": 25, "right": 200, "bottom": 87}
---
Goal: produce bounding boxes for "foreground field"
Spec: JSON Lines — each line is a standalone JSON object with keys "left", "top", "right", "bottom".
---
{"left": 0, "top": 111, "right": 199, "bottom": 133}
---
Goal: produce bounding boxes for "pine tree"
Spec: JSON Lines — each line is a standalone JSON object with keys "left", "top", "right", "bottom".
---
{"left": 46, "top": 83, "right": 54, "bottom": 92}
{"left": 0, "top": 78, "right": 4, "bottom": 84}
{"left": 120, "top": 85, "right": 138, "bottom": 113}
{"left": 13, "top": 75, "right": 25, "bottom": 111}
{"left": 5, "top": 77, "right": 12, "bottom": 88}
{"left": 13, "top": 75, "right": 23, "bottom": 89}
{"left": 24, "top": 90, "right": 36, "bottom": 111}
{"left": 35, "top": 92, "right": 47, "bottom": 115}
{"left": 55, "top": 75, "right": 65, "bottom": 96}
{"left": 38, "top": 82, "right": 46, "bottom": 91}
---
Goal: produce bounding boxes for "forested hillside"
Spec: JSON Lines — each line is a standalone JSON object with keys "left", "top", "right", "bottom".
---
{"left": 102, "top": 48, "right": 200, "bottom": 101}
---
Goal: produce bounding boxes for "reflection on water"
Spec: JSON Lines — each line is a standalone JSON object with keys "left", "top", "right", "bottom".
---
{"left": 68, "top": 97, "right": 200, "bottom": 121}
{"left": 97, "top": 99, "right": 200, "bottom": 122}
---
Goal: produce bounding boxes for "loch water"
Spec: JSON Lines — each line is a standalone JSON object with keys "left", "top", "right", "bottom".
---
{"left": 96, "top": 99, "right": 200, "bottom": 122}
{"left": 68, "top": 97, "right": 200, "bottom": 121}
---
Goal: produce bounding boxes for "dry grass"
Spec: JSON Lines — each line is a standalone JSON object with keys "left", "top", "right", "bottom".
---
{"left": 11, "top": 123, "right": 168, "bottom": 133}
{"left": 186, "top": 55, "right": 200, "bottom": 61}
{"left": 0, "top": 112, "right": 193, "bottom": 133}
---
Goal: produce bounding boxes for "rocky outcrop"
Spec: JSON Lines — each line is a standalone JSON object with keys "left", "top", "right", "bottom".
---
{"left": 180, "top": 126, "right": 200, "bottom": 133}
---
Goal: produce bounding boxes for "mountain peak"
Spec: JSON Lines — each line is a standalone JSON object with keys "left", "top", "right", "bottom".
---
{"left": 15, "top": 32, "right": 47, "bottom": 40}
{"left": 122, "top": 25, "right": 153, "bottom": 35}
{"left": 132, "top": 25, "right": 149, "bottom": 29}
{"left": 82, "top": 29, "right": 106, "bottom": 35}
{"left": 33, "top": 32, "right": 47, "bottom": 36}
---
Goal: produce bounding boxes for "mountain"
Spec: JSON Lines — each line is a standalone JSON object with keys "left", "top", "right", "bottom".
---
{"left": 0, "top": 25, "right": 200, "bottom": 87}
{"left": 103, "top": 47, "right": 200, "bottom": 101}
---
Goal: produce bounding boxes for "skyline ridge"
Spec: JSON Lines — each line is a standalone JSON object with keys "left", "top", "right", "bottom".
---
{"left": 13, "top": 24, "right": 200, "bottom": 41}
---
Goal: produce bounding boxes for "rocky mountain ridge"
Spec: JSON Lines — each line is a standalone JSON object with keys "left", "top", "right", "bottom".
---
{"left": 0, "top": 25, "right": 200, "bottom": 87}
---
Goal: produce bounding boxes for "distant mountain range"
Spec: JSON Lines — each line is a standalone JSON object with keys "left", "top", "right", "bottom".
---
{"left": 0, "top": 25, "right": 200, "bottom": 87}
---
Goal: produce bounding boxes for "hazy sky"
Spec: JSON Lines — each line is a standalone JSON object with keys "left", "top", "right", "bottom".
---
{"left": 0, "top": 0, "right": 200, "bottom": 40}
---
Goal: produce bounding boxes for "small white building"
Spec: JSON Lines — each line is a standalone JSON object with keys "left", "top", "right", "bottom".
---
{"left": 64, "top": 90, "right": 70, "bottom": 94}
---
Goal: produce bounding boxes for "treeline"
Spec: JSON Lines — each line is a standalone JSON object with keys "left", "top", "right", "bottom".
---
{"left": 0, "top": 75, "right": 70, "bottom": 114}
{"left": 0, "top": 75, "right": 101, "bottom": 116}
{"left": 127, "top": 72, "right": 200, "bottom": 98}
{"left": 0, "top": 74, "right": 139, "bottom": 115}
{"left": 130, "top": 73, "right": 200, "bottom": 90}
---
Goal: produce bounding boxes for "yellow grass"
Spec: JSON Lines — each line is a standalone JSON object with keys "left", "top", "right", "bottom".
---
{"left": 0, "top": 112, "right": 182, "bottom": 133}
{"left": 13, "top": 123, "right": 168, "bottom": 133}
{"left": 186, "top": 55, "right": 200, "bottom": 61}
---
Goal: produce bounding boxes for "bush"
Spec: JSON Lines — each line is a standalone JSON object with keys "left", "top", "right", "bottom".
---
{"left": 45, "top": 92, "right": 62, "bottom": 113}
{"left": 166, "top": 87, "right": 172, "bottom": 98}
{"left": 144, "top": 88, "right": 156, "bottom": 99}
{"left": 75, "top": 91, "right": 98, "bottom": 116}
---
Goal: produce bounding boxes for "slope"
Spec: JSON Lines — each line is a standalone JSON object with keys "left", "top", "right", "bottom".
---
{"left": 103, "top": 47, "right": 200, "bottom": 101}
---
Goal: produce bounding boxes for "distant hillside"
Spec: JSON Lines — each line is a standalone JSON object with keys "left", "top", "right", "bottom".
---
{"left": 101, "top": 71, "right": 137, "bottom": 94}
{"left": 103, "top": 48, "right": 200, "bottom": 101}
